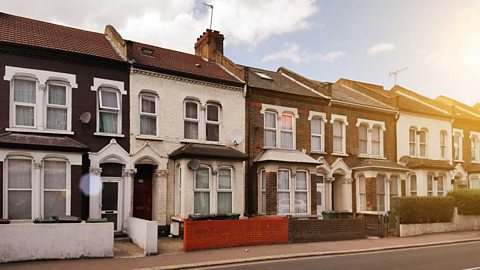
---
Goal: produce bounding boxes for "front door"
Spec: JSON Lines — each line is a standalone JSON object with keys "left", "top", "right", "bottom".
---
{"left": 316, "top": 183, "right": 324, "bottom": 214}
{"left": 101, "top": 178, "right": 122, "bottom": 231}
{"left": 133, "top": 164, "right": 153, "bottom": 220}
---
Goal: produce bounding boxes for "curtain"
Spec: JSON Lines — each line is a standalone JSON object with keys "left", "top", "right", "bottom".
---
{"left": 359, "top": 125, "right": 368, "bottom": 154}
{"left": 44, "top": 191, "right": 66, "bottom": 218}
{"left": 372, "top": 126, "right": 381, "bottom": 155}
{"left": 141, "top": 96, "right": 155, "bottom": 113}
{"left": 140, "top": 115, "right": 156, "bottom": 135}
{"left": 281, "top": 114, "right": 292, "bottom": 130}
{"left": 99, "top": 112, "right": 118, "bottom": 133}
{"left": 48, "top": 85, "right": 66, "bottom": 105}
{"left": 185, "top": 102, "right": 198, "bottom": 119}
{"left": 333, "top": 120, "right": 343, "bottom": 152}
{"left": 265, "top": 112, "right": 276, "bottom": 128}
{"left": 14, "top": 79, "right": 35, "bottom": 103}
{"left": 217, "top": 193, "right": 232, "bottom": 214}
{"left": 195, "top": 168, "right": 209, "bottom": 189}
{"left": 100, "top": 90, "right": 118, "bottom": 108}
{"left": 15, "top": 105, "right": 34, "bottom": 126}
{"left": 184, "top": 121, "right": 198, "bottom": 139}
{"left": 311, "top": 118, "right": 321, "bottom": 134}
{"left": 277, "top": 171, "right": 289, "bottom": 190}
{"left": 218, "top": 169, "right": 231, "bottom": 189}
{"left": 194, "top": 192, "right": 210, "bottom": 214}
{"left": 295, "top": 192, "right": 307, "bottom": 213}
{"left": 281, "top": 131, "right": 293, "bottom": 149}
{"left": 277, "top": 192, "right": 290, "bottom": 214}
{"left": 207, "top": 105, "right": 218, "bottom": 121}
{"left": 44, "top": 161, "right": 66, "bottom": 189}
{"left": 265, "top": 130, "right": 276, "bottom": 147}
{"left": 47, "top": 107, "right": 67, "bottom": 130}
{"left": 8, "top": 159, "right": 32, "bottom": 220}
{"left": 206, "top": 123, "right": 219, "bottom": 141}
{"left": 312, "top": 135, "right": 321, "bottom": 151}
{"left": 295, "top": 171, "right": 307, "bottom": 190}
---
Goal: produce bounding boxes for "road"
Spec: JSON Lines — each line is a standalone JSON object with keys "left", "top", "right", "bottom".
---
{"left": 203, "top": 241, "right": 480, "bottom": 270}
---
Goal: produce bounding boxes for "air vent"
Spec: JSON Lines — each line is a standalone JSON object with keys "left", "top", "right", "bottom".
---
{"left": 140, "top": 47, "right": 154, "bottom": 56}
{"left": 255, "top": 72, "right": 273, "bottom": 80}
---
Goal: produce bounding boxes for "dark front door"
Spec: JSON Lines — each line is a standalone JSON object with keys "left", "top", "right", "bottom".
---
{"left": 133, "top": 164, "right": 153, "bottom": 220}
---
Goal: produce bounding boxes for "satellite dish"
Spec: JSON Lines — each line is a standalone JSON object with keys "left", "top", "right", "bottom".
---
{"left": 187, "top": 159, "right": 200, "bottom": 171}
{"left": 79, "top": 112, "right": 92, "bottom": 124}
{"left": 230, "top": 129, "right": 244, "bottom": 146}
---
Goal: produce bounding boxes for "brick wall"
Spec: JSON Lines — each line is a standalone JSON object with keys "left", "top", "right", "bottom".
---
{"left": 311, "top": 174, "right": 318, "bottom": 215}
{"left": 183, "top": 217, "right": 288, "bottom": 251}
{"left": 366, "top": 177, "right": 377, "bottom": 211}
{"left": 70, "top": 165, "right": 82, "bottom": 218}
{"left": 288, "top": 218, "right": 366, "bottom": 243}
{"left": 265, "top": 172, "right": 277, "bottom": 215}
{"left": 358, "top": 213, "right": 388, "bottom": 237}
{"left": 0, "top": 161, "right": 2, "bottom": 217}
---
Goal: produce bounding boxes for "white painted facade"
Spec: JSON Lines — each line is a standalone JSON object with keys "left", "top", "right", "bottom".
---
{"left": 129, "top": 68, "right": 246, "bottom": 224}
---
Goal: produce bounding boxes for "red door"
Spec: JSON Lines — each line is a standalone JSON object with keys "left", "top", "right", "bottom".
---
{"left": 133, "top": 164, "right": 153, "bottom": 220}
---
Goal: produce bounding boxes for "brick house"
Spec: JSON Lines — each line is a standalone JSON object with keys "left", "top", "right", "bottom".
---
{"left": 435, "top": 95, "right": 480, "bottom": 189}
{"left": 0, "top": 13, "right": 132, "bottom": 231}
{"left": 106, "top": 28, "right": 247, "bottom": 233}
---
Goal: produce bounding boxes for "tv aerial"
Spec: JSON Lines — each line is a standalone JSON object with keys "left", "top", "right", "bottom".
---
{"left": 203, "top": 2, "right": 214, "bottom": 29}
{"left": 389, "top": 67, "right": 408, "bottom": 86}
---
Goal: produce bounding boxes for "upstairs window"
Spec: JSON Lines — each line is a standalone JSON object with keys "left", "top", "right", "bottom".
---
{"left": 98, "top": 88, "right": 121, "bottom": 134}
{"left": 46, "top": 84, "right": 68, "bottom": 131}
{"left": 437, "top": 175, "right": 445, "bottom": 196}
{"left": 440, "top": 130, "right": 448, "bottom": 159}
{"left": 311, "top": 117, "right": 323, "bottom": 152}
{"left": 372, "top": 126, "right": 381, "bottom": 156}
{"left": 13, "top": 78, "right": 36, "bottom": 127}
{"left": 280, "top": 113, "right": 294, "bottom": 149}
{"left": 471, "top": 135, "right": 479, "bottom": 162}
{"left": 206, "top": 104, "right": 220, "bottom": 142}
{"left": 139, "top": 94, "right": 157, "bottom": 136}
{"left": 409, "top": 128, "right": 417, "bottom": 156}
{"left": 184, "top": 101, "right": 199, "bottom": 140}
{"left": 333, "top": 119, "right": 344, "bottom": 154}
{"left": 419, "top": 130, "right": 427, "bottom": 157}
{"left": 454, "top": 131, "right": 462, "bottom": 161}
{"left": 358, "top": 124, "right": 368, "bottom": 155}
{"left": 264, "top": 111, "right": 277, "bottom": 148}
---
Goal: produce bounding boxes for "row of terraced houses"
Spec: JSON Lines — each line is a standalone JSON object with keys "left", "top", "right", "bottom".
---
{"left": 2, "top": 13, "right": 480, "bottom": 235}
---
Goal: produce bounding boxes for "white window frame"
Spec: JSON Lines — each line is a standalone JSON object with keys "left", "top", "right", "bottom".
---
{"left": 3, "top": 157, "right": 34, "bottom": 221}
{"left": 217, "top": 167, "right": 233, "bottom": 214}
{"left": 138, "top": 93, "right": 159, "bottom": 137}
{"left": 437, "top": 174, "right": 445, "bottom": 196}
{"left": 11, "top": 77, "right": 37, "bottom": 129}
{"left": 440, "top": 130, "right": 448, "bottom": 160}
{"left": 294, "top": 170, "right": 309, "bottom": 214}
{"left": 184, "top": 100, "right": 201, "bottom": 141}
{"left": 264, "top": 110, "right": 278, "bottom": 148}
{"left": 470, "top": 132, "right": 480, "bottom": 163}
{"left": 331, "top": 114, "right": 348, "bottom": 155}
{"left": 277, "top": 169, "right": 291, "bottom": 215}
{"left": 193, "top": 166, "right": 212, "bottom": 215}
{"left": 258, "top": 170, "right": 266, "bottom": 214}
{"left": 355, "top": 118, "right": 385, "bottom": 158}
{"left": 358, "top": 124, "right": 369, "bottom": 156}
{"left": 409, "top": 127, "right": 418, "bottom": 156}
{"left": 261, "top": 104, "right": 299, "bottom": 150}
{"left": 409, "top": 174, "right": 417, "bottom": 196}
{"left": 96, "top": 87, "right": 122, "bottom": 136}
{"left": 357, "top": 175, "right": 367, "bottom": 212}
{"left": 376, "top": 175, "right": 386, "bottom": 212}
{"left": 206, "top": 103, "right": 221, "bottom": 142}
{"left": 427, "top": 174, "right": 434, "bottom": 196}
{"left": 41, "top": 158, "right": 71, "bottom": 218}
{"left": 45, "top": 82, "right": 72, "bottom": 132}
{"left": 280, "top": 113, "right": 294, "bottom": 149}
{"left": 309, "top": 111, "right": 326, "bottom": 153}
{"left": 453, "top": 129, "right": 464, "bottom": 161}
{"left": 419, "top": 129, "right": 428, "bottom": 158}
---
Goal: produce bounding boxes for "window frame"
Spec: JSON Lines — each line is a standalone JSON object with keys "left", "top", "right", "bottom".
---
{"left": 280, "top": 113, "right": 294, "bottom": 149}
{"left": 41, "top": 158, "right": 71, "bottom": 218}
{"left": 437, "top": 175, "right": 445, "bottom": 196}
{"left": 138, "top": 93, "right": 159, "bottom": 137}
{"left": 3, "top": 157, "right": 34, "bottom": 221}
{"left": 358, "top": 124, "right": 369, "bottom": 156}
{"left": 453, "top": 130, "right": 463, "bottom": 161}
{"left": 358, "top": 175, "right": 367, "bottom": 212}
{"left": 310, "top": 117, "right": 324, "bottom": 152}
{"left": 97, "top": 87, "right": 122, "bottom": 135}
{"left": 419, "top": 129, "right": 428, "bottom": 158}
{"left": 264, "top": 110, "right": 278, "bottom": 148}
{"left": 440, "top": 130, "right": 448, "bottom": 160}
{"left": 258, "top": 170, "right": 267, "bottom": 214}
{"left": 11, "top": 77, "right": 38, "bottom": 129}
{"left": 332, "top": 119, "right": 345, "bottom": 154}
{"left": 277, "top": 169, "right": 291, "bottom": 215}
{"left": 294, "top": 170, "right": 309, "bottom": 214}
{"left": 183, "top": 100, "right": 201, "bottom": 140}
{"left": 409, "top": 127, "right": 417, "bottom": 156}
{"left": 427, "top": 174, "right": 434, "bottom": 196}
{"left": 409, "top": 174, "right": 417, "bottom": 196}
{"left": 206, "top": 103, "right": 221, "bottom": 142}
{"left": 216, "top": 167, "right": 233, "bottom": 214}
{"left": 193, "top": 166, "right": 211, "bottom": 215}
{"left": 45, "top": 81, "right": 71, "bottom": 132}
{"left": 376, "top": 175, "right": 386, "bottom": 212}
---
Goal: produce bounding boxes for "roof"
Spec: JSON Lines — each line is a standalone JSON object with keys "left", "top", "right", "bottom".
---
{"left": 330, "top": 84, "right": 395, "bottom": 111}
{"left": 0, "top": 12, "right": 123, "bottom": 61}
{"left": 435, "top": 95, "right": 480, "bottom": 121}
{"left": 352, "top": 159, "right": 409, "bottom": 171}
{"left": 169, "top": 143, "right": 247, "bottom": 160}
{"left": 254, "top": 149, "right": 321, "bottom": 165}
{"left": 130, "top": 41, "right": 242, "bottom": 86}
{"left": 0, "top": 132, "right": 88, "bottom": 152}
{"left": 399, "top": 156, "right": 454, "bottom": 170}
{"left": 392, "top": 86, "right": 452, "bottom": 118}
{"left": 246, "top": 67, "right": 323, "bottom": 98}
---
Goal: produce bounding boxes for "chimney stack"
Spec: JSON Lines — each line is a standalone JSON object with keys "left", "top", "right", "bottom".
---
{"left": 194, "top": 29, "right": 224, "bottom": 61}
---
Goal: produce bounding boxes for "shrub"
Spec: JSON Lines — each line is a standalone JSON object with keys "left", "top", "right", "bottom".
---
{"left": 390, "top": 196, "right": 454, "bottom": 224}
{"left": 447, "top": 189, "right": 480, "bottom": 215}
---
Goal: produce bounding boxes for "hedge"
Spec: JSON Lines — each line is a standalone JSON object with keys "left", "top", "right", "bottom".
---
{"left": 447, "top": 189, "right": 480, "bottom": 215}
{"left": 390, "top": 196, "right": 454, "bottom": 224}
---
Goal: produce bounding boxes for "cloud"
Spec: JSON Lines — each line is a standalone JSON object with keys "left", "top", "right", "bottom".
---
{"left": 1, "top": 0, "right": 318, "bottom": 53}
{"left": 262, "top": 43, "right": 346, "bottom": 63}
{"left": 367, "top": 42, "right": 397, "bottom": 56}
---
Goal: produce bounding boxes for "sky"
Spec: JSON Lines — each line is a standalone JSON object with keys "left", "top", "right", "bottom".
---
{"left": 2, "top": 0, "right": 480, "bottom": 105}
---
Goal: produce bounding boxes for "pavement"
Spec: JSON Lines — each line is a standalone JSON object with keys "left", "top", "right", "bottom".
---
{"left": 3, "top": 230, "right": 480, "bottom": 270}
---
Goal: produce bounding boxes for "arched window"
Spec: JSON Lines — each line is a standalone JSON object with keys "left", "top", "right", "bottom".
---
{"left": 358, "top": 124, "right": 368, "bottom": 155}
{"left": 409, "top": 128, "right": 417, "bottom": 156}
{"left": 184, "top": 100, "right": 200, "bottom": 140}
{"left": 280, "top": 113, "right": 294, "bottom": 149}
{"left": 98, "top": 87, "right": 121, "bottom": 134}
{"left": 440, "top": 130, "right": 448, "bottom": 159}
{"left": 5, "top": 157, "right": 33, "bottom": 220}
{"left": 453, "top": 131, "right": 462, "bottom": 161}
{"left": 139, "top": 93, "right": 158, "bottom": 136}
{"left": 333, "top": 119, "right": 344, "bottom": 153}
{"left": 264, "top": 110, "right": 277, "bottom": 147}
{"left": 471, "top": 135, "right": 479, "bottom": 162}
{"left": 419, "top": 129, "right": 428, "bottom": 157}
{"left": 372, "top": 125, "right": 381, "bottom": 156}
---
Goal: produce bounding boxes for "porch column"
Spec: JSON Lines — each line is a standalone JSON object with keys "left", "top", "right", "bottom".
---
{"left": 122, "top": 168, "right": 136, "bottom": 231}
{"left": 88, "top": 167, "right": 102, "bottom": 219}
{"left": 325, "top": 177, "right": 335, "bottom": 211}
{"left": 154, "top": 169, "right": 168, "bottom": 225}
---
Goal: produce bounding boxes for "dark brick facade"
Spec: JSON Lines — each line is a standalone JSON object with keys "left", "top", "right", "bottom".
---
{"left": 288, "top": 218, "right": 366, "bottom": 243}
{"left": 452, "top": 119, "right": 480, "bottom": 174}
{"left": 0, "top": 161, "right": 2, "bottom": 217}
{"left": 265, "top": 171, "right": 277, "bottom": 215}
{"left": 70, "top": 165, "right": 83, "bottom": 218}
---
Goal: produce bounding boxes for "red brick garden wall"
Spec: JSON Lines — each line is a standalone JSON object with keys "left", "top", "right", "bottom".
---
{"left": 183, "top": 217, "right": 289, "bottom": 252}
{"left": 288, "top": 218, "right": 366, "bottom": 243}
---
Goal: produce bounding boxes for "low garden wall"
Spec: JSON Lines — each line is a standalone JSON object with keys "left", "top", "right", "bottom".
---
{"left": 183, "top": 217, "right": 288, "bottom": 251}
{"left": 0, "top": 222, "right": 113, "bottom": 263}
{"left": 127, "top": 217, "right": 158, "bottom": 255}
{"left": 288, "top": 217, "right": 365, "bottom": 243}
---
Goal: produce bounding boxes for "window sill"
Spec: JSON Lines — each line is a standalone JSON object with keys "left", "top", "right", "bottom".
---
{"left": 358, "top": 155, "right": 386, "bottom": 160}
{"left": 6, "top": 127, "right": 74, "bottom": 135}
{"left": 332, "top": 152, "right": 348, "bottom": 157}
{"left": 181, "top": 139, "right": 225, "bottom": 146}
{"left": 310, "top": 150, "right": 327, "bottom": 155}
{"left": 454, "top": 160, "right": 465, "bottom": 163}
{"left": 136, "top": 135, "right": 163, "bottom": 141}
{"left": 262, "top": 146, "right": 296, "bottom": 151}
{"left": 94, "top": 132, "right": 125, "bottom": 138}
{"left": 356, "top": 211, "right": 387, "bottom": 215}
{"left": 471, "top": 161, "right": 480, "bottom": 164}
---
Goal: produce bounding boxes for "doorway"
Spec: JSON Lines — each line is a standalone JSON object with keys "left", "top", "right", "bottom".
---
{"left": 316, "top": 182, "right": 324, "bottom": 214}
{"left": 101, "top": 178, "right": 122, "bottom": 231}
{"left": 133, "top": 164, "right": 154, "bottom": 220}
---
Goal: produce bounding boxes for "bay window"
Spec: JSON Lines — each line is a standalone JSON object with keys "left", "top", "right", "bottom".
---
{"left": 276, "top": 169, "right": 309, "bottom": 215}
{"left": 437, "top": 175, "right": 445, "bottom": 196}
{"left": 280, "top": 113, "right": 294, "bottom": 149}
{"left": 311, "top": 117, "right": 323, "bottom": 152}
{"left": 295, "top": 171, "right": 308, "bottom": 214}
{"left": 217, "top": 168, "right": 232, "bottom": 214}
{"left": 6, "top": 159, "right": 33, "bottom": 220}
{"left": 43, "top": 160, "right": 68, "bottom": 218}
{"left": 264, "top": 111, "right": 277, "bottom": 147}
{"left": 206, "top": 104, "right": 220, "bottom": 142}
{"left": 376, "top": 175, "right": 386, "bottom": 211}
{"left": 13, "top": 78, "right": 36, "bottom": 127}
{"left": 184, "top": 100, "right": 199, "bottom": 140}
{"left": 277, "top": 170, "right": 290, "bottom": 214}
{"left": 409, "top": 174, "right": 417, "bottom": 196}
{"left": 194, "top": 167, "right": 210, "bottom": 214}
{"left": 358, "top": 175, "right": 366, "bottom": 211}
{"left": 46, "top": 84, "right": 68, "bottom": 131}
{"left": 139, "top": 94, "right": 157, "bottom": 136}
{"left": 427, "top": 174, "right": 434, "bottom": 196}
{"left": 98, "top": 88, "right": 121, "bottom": 134}
{"left": 259, "top": 170, "right": 266, "bottom": 214}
